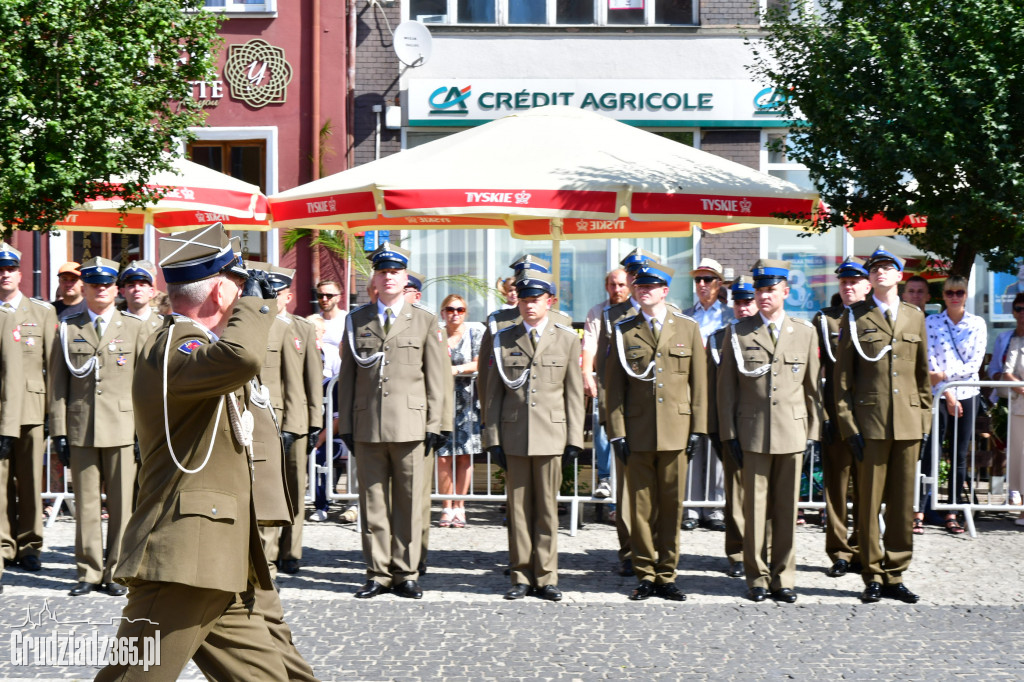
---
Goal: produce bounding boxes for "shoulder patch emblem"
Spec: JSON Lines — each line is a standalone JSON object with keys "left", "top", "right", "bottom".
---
{"left": 12, "top": 327, "right": 20, "bottom": 342}
{"left": 178, "top": 339, "right": 203, "bottom": 355}
{"left": 293, "top": 336, "right": 302, "bottom": 351}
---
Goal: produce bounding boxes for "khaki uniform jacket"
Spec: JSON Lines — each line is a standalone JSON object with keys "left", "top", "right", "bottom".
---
{"left": 834, "top": 300, "right": 931, "bottom": 441}
{"left": 483, "top": 321, "right": 584, "bottom": 456}
{"left": 250, "top": 372, "right": 293, "bottom": 527}
{"left": 813, "top": 305, "right": 844, "bottom": 423}
{"left": 288, "top": 314, "right": 324, "bottom": 433}
{"left": 9, "top": 296, "right": 57, "bottom": 426}
{"left": 337, "top": 302, "right": 449, "bottom": 443}
{"left": 718, "top": 315, "right": 822, "bottom": 454}
{"left": 605, "top": 311, "right": 707, "bottom": 451}
{"left": 135, "top": 309, "right": 163, "bottom": 340}
{"left": 706, "top": 325, "right": 728, "bottom": 435}
{"left": 114, "top": 298, "right": 276, "bottom": 593}
{"left": 0, "top": 312, "right": 25, "bottom": 437}
{"left": 48, "top": 310, "right": 146, "bottom": 448}
{"left": 261, "top": 316, "right": 293, "bottom": 422}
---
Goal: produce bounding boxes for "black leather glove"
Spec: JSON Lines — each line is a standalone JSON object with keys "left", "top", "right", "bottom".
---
{"left": 611, "top": 438, "right": 630, "bottom": 463}
{"left": 424, "top": 432, "right": 446, "bottom": 456}
{"left": 242, "top": 269, "right": 278, "bottom": 300}
{"left": 307, "top": 427, "right": 322, "bottom": 446}
{"left": 919, "top": 432, "right": 931, "bottom": 462}
{"left": 709, "top": 433, "right": 722, "bottom": 459}
{"left": 724, "top": 439, "right": 743, "bottom": 469}
{"left": 823, "top": 420, "right": 835, "bottom": 446}
{"left": 847, "top": 433, "right": 865, "bottom": 463}
{"left": 133, "top": 438, "right": 141, "bottom": 464}
{"left": 562, "top": 445, "right": 583, "bottom": 465}
{"left": 53, "top": 436, "right": 71, "bottom": 468}
{"left": 0, "top": 435, "right": 13, "bottom": 459}
{"left": 686, "top": 433, "right": 705, "bottom": 460}
{"left": 281, "top": 431, "right": 299, "bottom": 455}
{"left": 803, "top": 439, "right": 821, "bottom": 472}
{"left": 488, "top": 445, "right": 507, "bottom": 471}
{"left": 340, "top": 433, "right": 355, "bottom": 454}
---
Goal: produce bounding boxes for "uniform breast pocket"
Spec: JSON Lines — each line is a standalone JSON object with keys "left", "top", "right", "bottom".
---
{"left": 668, "top": 347, "right": 691, "bottom": 373}
{"left": 858, "top": 333, "right": 887, "bottom": 353}
{"left": 784, "top": 352, "right": 806, "bottom": 381}
{"left": 742, "top": 350, "right": 769, "bottom": 370}
{"left": 178, "top": 490, "right": 237, "bottom": 523}
{"left": 355, "top": 340, "right": 379, "bottom": 360}
{"left": 901, "top": 332, "right": 922, "bottom": 347}
{"left": 264, "top": 347, "right": 280, "bottom": 368}
{"left": 106, "top": 348, "right": 132, "bottom": 370}
{"left": 20, "top": 330, "right": 41, "bottom": 353}
{"left": 397, "top": 337, "right": 421, "bottom": 364}
{"left": 541, "top": 355, "right": 567, "bottom": 383}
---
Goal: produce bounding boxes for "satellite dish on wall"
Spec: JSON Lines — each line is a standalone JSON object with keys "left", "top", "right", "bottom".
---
{"left": 393, "top": 21, "right": 433, "bottom": 67}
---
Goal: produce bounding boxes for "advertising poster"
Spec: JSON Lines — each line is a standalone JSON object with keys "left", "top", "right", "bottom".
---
{"left": 780, "top": 251, "right": 832, "bottom": 321}
{"left": 991, "top": 258, "right": 1024, "bottom": 321}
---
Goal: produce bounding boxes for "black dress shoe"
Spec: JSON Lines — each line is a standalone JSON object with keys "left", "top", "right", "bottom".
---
{"left": 394, "top": 580, "right": 423, "bottom": 599}
{"left": 704, "top": 518, "right": 727, "bottom": 532}
{"left": 748, "top": 587, "right": 767, "bottom": 602}
{"left": 281, "top": 559, "right": 300, "bottom": 574}
{"left": 681, "top": 518, "right": 699, "bottom": 531}
{"left": 860, "top": 581, "right": 882, "bottom": 603}
{"left": 728, "top": 561, "right": 744, "bottom": 578}
{"left": 826, "top": 559, "right": 849, "bottom": 577}
{"left": 354, "top": 580, "right": 389, "bottom": 599}
{"left": 882, "top": 583, "right": 920, "bottom": 604}
{"left": 69, "top": 581, "right": 99, "bottom": 596}
{"left": 103, "top": 582, "right": 128, "bottom": 597}
{"left": 19, "top": 555, "right": 42, "bottom": 572}
{"left": 771, "top": 588, "right": 797, "bottom": 603}
{"left": 617, "top": 559, "right": 635, "bottom": 577}
{"left": 629, "top": 580, "right": 655, "bottom": 601}
{"left": 535, "top": 585, "right": 562, "bottom": 602}
{"left": 504, "top": 584, "right": 530, "bottom": 600}
{"left": 654, "top": 583, "right": 687, "bottom": 601}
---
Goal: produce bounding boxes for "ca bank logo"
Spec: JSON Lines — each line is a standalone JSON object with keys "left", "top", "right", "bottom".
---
{"left": 429, "top": 85, "right": 472, "bottom": 115}
{"left": 753, "top": 87, "right": 787, "bottom": 113}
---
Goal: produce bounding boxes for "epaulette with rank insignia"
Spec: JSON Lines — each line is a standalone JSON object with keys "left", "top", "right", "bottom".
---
{"left": 29, "top": 298, "right": 54, "bottom": 310}
{"left": 792, "top": 317, "right": 814, "bottom": 328}
{"left": 900, "top": 301, "right": 922, "bottom": 313}
{"left": 554, "top": 322, "right": 575, "bottom": 334}
{"left": 673, "top": 311, "right": 697, "bottom": 324}
{"left": 276, "top": 314, "right": 293, "bottom": 324}
{"left": 121, "top": 311, "right": 143, "bottom": 321}
{"left": 412, "top": 302, "right": 434, "bottom": 314}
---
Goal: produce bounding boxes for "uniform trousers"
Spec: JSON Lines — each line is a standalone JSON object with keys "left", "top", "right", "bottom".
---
{"left": 95, "top": 581, "right": 315, "bottom": 682}
{"left": 70, "top": 444, "right": 136, "bottom": 584}
{"left": 419, "top": 449, "right": 434, "bottom": 568}
{"left": 625, "top": 449, "right": 686, "bottom": 584}
{"left": 823, "top": 437, "right": 860, "bottom": 563}
{"left": 356, "top": 440, "right": 424, "bottom": 586}
{"left": 742, "top": 450, "right": 800, "bottom": 591}
{"left": 278, "top": 435, "right": 310, "bottom": 562}
{"left": 613, "top": 451, "right": 632, "bottom": 563}
{"left": 721, "top": 446, "right": 745, "bottom": 564}
{"left": 857, "top": 439, "right": 917, "bottom": 586}
{"left": 505, "top": 454, "right": 561, "bottom": 587}
{"left": 1, "top": 424, "right": 46, "bottom": 561}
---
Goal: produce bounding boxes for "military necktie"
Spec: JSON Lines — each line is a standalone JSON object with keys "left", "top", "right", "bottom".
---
{"left": 530, "top": 329, "right": 540, "bottom": 349}
{"left": 94, "top": 316, "right": 105, "bottom": 339}
{"left": 768, "top": 321, "right": 777, "bottom": 347}
{"left": 383, "top": 307, "right": 393, "bottom": 334}
{"left": 650, "top": 318, "right": 661, "bottom": 344}
{"left": 884, "top": 308, "right": 892, "bottom": 327}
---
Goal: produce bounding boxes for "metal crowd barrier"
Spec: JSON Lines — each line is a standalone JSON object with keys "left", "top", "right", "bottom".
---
{"left": 41, "top": 439, "right": 75, "bottom": 528}
{"left": 926, "top": 379, "right": 1024, "bottom": 537}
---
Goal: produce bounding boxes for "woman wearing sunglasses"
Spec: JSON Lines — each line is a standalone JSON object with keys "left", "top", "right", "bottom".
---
{"left": 437, "top": 295, "right": 485, "bottom": 528}
{"left": 1000, "top": 292, "right": 1024, "bottom": 525}
{"left": 923, "top": 275, "right": 986, "bottom": 534}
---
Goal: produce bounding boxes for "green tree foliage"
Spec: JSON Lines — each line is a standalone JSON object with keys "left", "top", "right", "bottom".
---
{"left": 0, "top": 0, "right": 220, "bottom": 234}
{"left": 749, "top": 0, "right": 1024, "bottom": 275}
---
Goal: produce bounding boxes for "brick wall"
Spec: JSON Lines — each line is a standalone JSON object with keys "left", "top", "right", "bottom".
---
{"left": 353, "top": 2, "right": 402, "bottom": 167}
{"left": 699, "top": 130, "right": 761, "bottom": 276}
{"left": 701, "top": 0, "right": 760, "bottom": 26}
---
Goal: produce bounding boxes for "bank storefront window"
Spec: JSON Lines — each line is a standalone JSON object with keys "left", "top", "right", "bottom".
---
{"left": 765, "top": 226, "right": 844, "bottom": 321}
{"left": 408, "top": 0, "right": 696, "bottom": 25}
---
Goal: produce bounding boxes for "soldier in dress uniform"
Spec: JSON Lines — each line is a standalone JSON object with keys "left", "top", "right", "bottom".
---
{"left": 835, "top": 246, "right": 931, "bottom": 604}
{"left": 604, "top": 263, "right": 706, "bottom": 601}
{"left": 96, "top": 223, "right": 315, "bottom": 681}
{"left": 0, "top": 308, "right": 25, "bottom": 593}
{"left": 47, "top": 257, "right": 147, "bottom": 596}
{"left": 485, "top": 271, "right": 584, "bottom": 602}
{"left": 118, "top": 260, "right": 162, "bottom": 338}
{"left": 815, "top": 257, "right": 871, "bottom": 578}
{"left": 337, "top": 242, "right": 449, "bottom": 600}
{"left": 707, "top": 276, "right": 758, "bottom": 579}
{"left": 0, "top": 242, "right": 57, "bottom": 573}
{"left": 593, "top": 247, "right": 664, "bottom": 578}
{"left": 718, "top": 259, "right": 822, "bottom": 604}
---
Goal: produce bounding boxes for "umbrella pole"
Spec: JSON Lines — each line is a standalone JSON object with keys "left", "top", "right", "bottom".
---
{"left": 550, "top": 219, "right": 563, "bottom": 308}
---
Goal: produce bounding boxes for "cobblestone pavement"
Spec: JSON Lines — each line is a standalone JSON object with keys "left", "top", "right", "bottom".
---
{"left": 2, "top": 504, "right": 1023, "bottom": 680}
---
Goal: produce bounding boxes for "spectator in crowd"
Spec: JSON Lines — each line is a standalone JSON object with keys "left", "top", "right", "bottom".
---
{"left": 582, "top": 268, "right": 630, "bottom": 501}
{"left": 315, "top": 279, "right": 346, "bottom": 380}
{"left": 436, "top": 294, "right": 484, "bottom": 528}
{"left": 924, "top": 274, "right": 985, "bottom": 534}
{"left": 902, "top": 274, "right": 931, "bottom": 310}
{"left": 152, "top": 291, "right": 171, "bottom": 316}
{"left": 499, "top": 276, "right": 518, "bottom": 308}
{"left": 1000, "top": 292, "right": 1024, "bottom": 524}
{"left": 53, "top": 261, "right": 87, "bottom": 321}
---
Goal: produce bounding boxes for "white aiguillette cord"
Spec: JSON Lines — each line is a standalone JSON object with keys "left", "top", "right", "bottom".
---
{"left": 848, "top": 308, "right": 892, "bottom": 362}
{"left": 60, "top": 321, "right": 99, "bottom": 379}
{"left": 818, "top": 313, "right": 837, "bottom": 364}
{"left": 729, "top": 326, "right": 772, "bottom": 378}
{"left": 614, "top": 324, "right": 656, "bottom": 382}
{"left": 493, "top": 328, "right": 530, "bottom": 390}
{"left": 346, "top": 313, "right": 385, "bottom": 369}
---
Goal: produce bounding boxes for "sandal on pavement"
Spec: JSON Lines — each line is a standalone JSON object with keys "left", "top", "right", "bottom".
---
{"left": 451, "top": 509, "right": 466, "bottom": 528}
{"left": 796, "top": 512, "right": 806, "bottom": 526}
{"left": 945, "top": 517, "right": 965, "bottom": 534}
{"left": 912, "top": 518, "right": 925, "bottom": 535}
{"left": 439, "top": 509, "right": 453, "bottom": 528}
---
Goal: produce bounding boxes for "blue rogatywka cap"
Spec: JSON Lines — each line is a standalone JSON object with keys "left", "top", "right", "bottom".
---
{"left": 514, "top": 270, "right": 556, "bottom": 298}
{"left": 835, "top": 256, "right": 869, "bottom": 279}
{"left": 730, "top": 275, "right": 755, "bottom": 300}
{"left": 865, "top": 246, "right": 904, "bottom": 272}
{"left": 751, "top": 258, "right": 790, "bottom": 288}
{"left": 79, "top": 256, "right": 120, "bottom": 285}
{"left": 633, "top": 263, "right": 674, "bottom": 287}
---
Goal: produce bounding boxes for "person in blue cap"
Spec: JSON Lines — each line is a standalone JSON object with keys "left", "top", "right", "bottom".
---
{"left": 484, "top": 270, "right": 584, "bottom": 602}
{"left": 835, "top": 245, "right": 931, "bottom": 604}
{"left": 707, "top": 275, "right": 758, "bottom": 579}
{"left": 337, "top": 241, "right": 450, "bottom": 600}
{"left": 48, "top": 256, "right": 148, "bottom": 597}
{"left": 118, "top": 259, "right": 162, "bottom": 338}
{"left": 605, "top": 263, "right": 707, "bottom": 601}
{"left": 814, "top": 257, "right": 871, "bottom": 579}
{"left": 718, "top": 259, "right": 822, "bottom": 603}
{"left": 0, "top": 241, "right": 57, "bottom": 575}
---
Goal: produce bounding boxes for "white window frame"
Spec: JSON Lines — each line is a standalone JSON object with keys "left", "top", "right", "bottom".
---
{"left": 407, "top": 0, "right": 697, "bottom": 27}
{"left": 759, "top": 0, "right": 825, "bottom": 24}
{"left": 202, "top": 0, "right": 278, "bottom": 19}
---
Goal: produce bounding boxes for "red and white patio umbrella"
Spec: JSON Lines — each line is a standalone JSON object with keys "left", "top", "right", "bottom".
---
{"left": 55, "top": 157, "right": 272, "bottom": 234}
